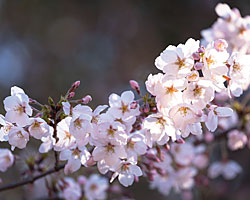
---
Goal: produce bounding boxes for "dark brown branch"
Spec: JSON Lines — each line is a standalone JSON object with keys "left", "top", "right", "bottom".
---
{"left": 0, "top": 164, "right": 65, "bottom": 192}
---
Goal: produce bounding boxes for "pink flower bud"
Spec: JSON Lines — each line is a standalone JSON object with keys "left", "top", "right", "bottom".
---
{"left": 176, "top": 138, "right": 185, "bottom": 144}
{"left": 205, "top": 131, "right": 214, "bottom": 143}
{"left": 82, "top": 95, "right": 92, "bottom": 104}
{"left": 198, "top": 46, "right": 205, "bottom": 54}
{"left": 68, "top": 92, "right": 75, "bottom": 99}
{"left": 214, "top": 39, "right": 228, "bottom": 52}
{"left": 130, "top": 80, "right": 139, "bottom": 90}
{"left": 194, "top": 62, "right": 204, "bottom": 70}
{"left": 77, "top": 175, "right": 87, "bottom": 185}
{"left": 129, "top": 80, "right": 140, "bottom": 94}
{"left": 72, "top": 80, "right": 80, "bottom": 89}
{"left": 192, "top": 52, "right": 200, "bottom": 60}
{"left": 130, "top": 101, "right": 138, "bottom": 109}
{"left": 164, "top": 143, "right": 170, "bottom": 151}
{"left": 145, "top": 152, "right": 161, "bottom": 162}
{"left": 134, "top": 175, "right": 139, "bottom": 183}
{"left": 146, "top": 172, "right": 155, "bottom": 181}
{"left": 144, "top": 104, "right": 150, "bottom": 113}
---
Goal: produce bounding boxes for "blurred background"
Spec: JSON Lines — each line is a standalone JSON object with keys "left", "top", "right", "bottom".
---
{"left": 0, "top": 0, "right": 250, "bottom": 199}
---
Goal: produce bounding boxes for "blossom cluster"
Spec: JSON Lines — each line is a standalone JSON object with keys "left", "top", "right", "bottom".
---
{"left": 0, "top": 2, "right": 250, "bottom": 200}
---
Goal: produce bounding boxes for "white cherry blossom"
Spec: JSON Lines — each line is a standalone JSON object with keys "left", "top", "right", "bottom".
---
{"left": 0, "top": 148, "right": 14, "bottom": 172}
{"left": 227, "top": 130, "right": 247, "bottom": 151}
{"left": 84, "top": 174, "right": 108, "bottom": 200}
{"left": 60, "top": 145, "right": 90, "bottom": 174}
{"left": 110, "top": 159, "right": 142, "bottom": 187}
{"left": 8, "top": 126, "right": 29, "bottom": 149}
{"left": 205, "top": 106, "right": 233, "bottom": 132}
{"left": 28, "top": 118, "right": 50, "bottom": 139}
{"left": 208, "top": 160, "right": 242, "bottom": 180}
{"left": 4, "top": 86, "right": 32, "bottom": 127}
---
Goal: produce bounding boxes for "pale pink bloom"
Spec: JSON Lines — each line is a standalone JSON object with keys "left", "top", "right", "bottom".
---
{"left": 8, "top": 126, "right": 29, "bottom": 149}
{"left": 0, "top": 148, "right": 14, "bottom": 172}
{"left": 218, "top": 110, "right": 238, "bottom": 130}
{"left": 108, "top": 91, "right": 140, "bottom": 120}
{"left": 183, "top": 80, "right": 214, "bottom": 109}
{"left": 28, "top": 118, "right": 50, "bottom": 139}
{"left": 71, "top": 104, "right": 92, "bottom": 118}
{"left": 227, "top": 53, "right": 250, "bottom": 97}
{"left": 175, "top": 167, "right": 197, "bottom": 191}
{"left": 205, "top": 106, "right": 233, "bottom": 132}
{"left": 201, "top": 46, "right": 229, "bottom": 92}
{"left": 84, "top": 174, "right": 108, "bottom": 200}
{"left": 103, "top": 108, "right": 136, "bottom": 134}
{"left": 192, "top": 145, "right": 208, "bottom": 169}
{"left": 214, "top": 39, "right": 228, "bottom": 52}
{"left": 125, "top": 133, "right": 147, "bottom": 161}
{"left": 97, "top": 160, "right": 110, "bottom": 175}
{"left": 171, "top": 143, "right": 195, "bottom": 166}
{"left": 208, "top": 160, "right": 242, "bottom": 180}
{"left": 60, "top": 145, "right": 90, "bottom": 174}
{"left": 92, "top": 139, "right": 127, "bottom": 167}
{"left": 143, "top": 113, "right": 177, "bottom": 143}
{"left": 93, "top": 120, "right": 127, "bottom": 146}
{"left": 192, "top": 154, "right": 208, "bottom": 169}
{"left": 155, "top": 38, "right": 199, "bottom": 78}
{"left": 145, "top": 73, "right": 164, "bottom": 96}
{"left": 150, "top": 170, "right": 175, "bottom": 196}
{"left": 202, "top": 3, "right": 250, "bottom": 54}
{"left": 0, "top": 114, "right": 13, "bottom": 142}
{"left": 69, "top": 114, "right": 92, "bottom": 146}
{"left": 155, "top": 76, "right": 186, "bottom": 108}
{"left": 169, "top": 104, "right": 201, "bottom": 137}
{"left": 39, "top": 126, "right": 55, "bottom": 153}
{"left": 215, "top": 3, "right": 235, "bottom": 19}
{"left": 62, "top": 102, "right": 71, "bottom": 115}
{"left": 110, "top": 160, "right": 142, "bottom": 187}
{"left": 54, "top": 117, "right": 76, "bottom": 151}
{"left": 4, "top": 86, "right": 32, "bottom": 127}
{"left": 60, "top": 177, "right": 81, "bottom": 200}
{"left": 227, "top": 130, "right": 247, "bottom": 150}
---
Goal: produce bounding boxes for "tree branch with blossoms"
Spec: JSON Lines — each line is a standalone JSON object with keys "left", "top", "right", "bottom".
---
{"left": 0, "top": 3, "right": 250, "bottom": 200}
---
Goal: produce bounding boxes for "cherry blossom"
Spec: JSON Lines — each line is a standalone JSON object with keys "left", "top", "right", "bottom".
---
{"left": 84, "top": 174, "right": 108, "bottom": 200}
{"left": 3, "top": 86, "right": 32, "bottom": 127}
{"left": 0, "top": 148, "right": 14, "bottom": 172}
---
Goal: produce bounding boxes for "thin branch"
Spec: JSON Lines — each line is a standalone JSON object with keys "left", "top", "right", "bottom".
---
{"left": 0, "top": 164, "right": 65, "bottom": 192}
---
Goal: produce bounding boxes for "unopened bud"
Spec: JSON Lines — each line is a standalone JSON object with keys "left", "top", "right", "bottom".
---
{"left": 192, "top": 52, "right": 200, "bottom": 60}
{"left": 146, "top": 172, "right": 155, "bottom": 181}
{"left": 194, "top": 62, "right": 204, "bottom": 70}
{"left": 129, "top": 80, "right": 141, "bottom": 95}
{"left": 67, "top": 92, "right": 75, "bottom": 99}
{"left": 77, "top": 175, "right": 87, "bottom": 185}
{"left": 176, "top": 138, "right": 185, "bottom": 144}
{"left": 205, "top": 131, "right": 214, "bottom": 143}
{"left": 72, "top": 81, "right": 80, "bottom": 89}
{"left": 145, "top": 152, "right": 161, "bottom": 162}
{"left": 164, "top": 143, "right": 170, "bottom": 151}
{"left": 144, "top": 103, "right": 150, "bottom": 113}
{"left": 82, "top": 95, "right": 92, "bottom": 104}
{"left": 130, "top": 101, "right": 138, "bottom": 109}
{"left": 134, "top": 175, "right": 139, "bottom": 183}
{"left": 214, "top": 39, "right": 228, "bottom": 52}
{"left": 198, "top": 46, "right": 205, "bottom": 54}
